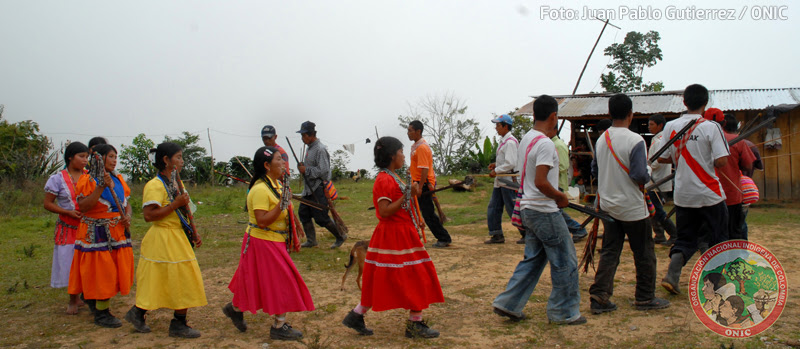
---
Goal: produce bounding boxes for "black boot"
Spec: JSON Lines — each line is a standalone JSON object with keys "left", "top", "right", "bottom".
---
{"left": 80, "top": 294, "right": 96, "bottom": 315}
{"left": 222, "top": 302, "right": 247, "bottom": 332}
{"left": 94, "top": 308, "right": 123, "bottom": 328}
{"left": 124, "top": 305, "right": 151, "bottom": 333}
{"left": 300, "top": 222, "right": 317, "bottom": 248}
{"left": 405, "top": 320, "right": 440, "bottom": 338}
{"left": 325, "top": 222, "right": 347, "bottom": 249}
{"left": 661, "top": 253, "right": 685, "bottom": 295}
{"left": 484, "top": 235, "right": 505, "bottom": 244}
{"left": 660, "top": 218, "right": 677, "bottom": 246}
{"left": 652, "top": 219, "right": 667, "bottom": 244}
{"left": 169, "top": 315, "right": 201, "bottom": 338}
{"left": 342, "top": 310, "right": 373, "bottom": 335}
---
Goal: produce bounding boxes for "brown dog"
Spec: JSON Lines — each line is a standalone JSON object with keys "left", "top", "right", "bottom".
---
{"left": 341, "top": 240, "right": 369, "bottom": 291}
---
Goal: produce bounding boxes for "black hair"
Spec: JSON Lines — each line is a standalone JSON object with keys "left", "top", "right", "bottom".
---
{"left": 302, "top": 131, "right": 317, "bottom": 137}
{"left": 702, "top": 272, "right": 728, "bottom": 291}
{"left": 684, "top": 84, "right": 709, "bottom": 111}
{"left": 409, "top": 120, "right": 424, "bottom": 132}
{"left": 597, "top": 119, "right": 612, "bottom": 133}
{"left": 609, "top": 93, "right": 633, "bottom": 120}
{"left": 649, "top": 114, "right": 666, "bottom": 126}
{"left": 64, "top": 142, "right": 89, "bottom": 166}
{"left": 498, "top": 122, "right": 513, "bottom": 131}
{"left": 249, "top": 146, "right": 279, "bottom": 190}
{"left": 533, "top": 95, "right": 558, "bottom": 121}
{"left": 726, "top": 295, "right": 746, "bottom": 317}
{"left": 88, "top": 137, "right": 107, "bottom": 149}
{"left": 374, "top": 136, "right": 404, "bottom": 168}
{"left": 93, "top": 144, "right": 117, "bottom": 157}
{"left": 723, "top": 114, "right": 738, "bottom": 133}
{"left": 150, "top": 142, "right": 183, "bottom": 171}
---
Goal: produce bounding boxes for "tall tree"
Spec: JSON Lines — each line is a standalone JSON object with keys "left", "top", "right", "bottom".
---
{"left": 600, "top": 30, "right": 664, "bottom": 93}
{"left": 398, "top": 92, "right": 481, "bottom": 175}
{"left": 119, "top": 133, "right": 156, "bottom": 184}
{"left": 163, "top": 131, "right": 207, "bottom": 182}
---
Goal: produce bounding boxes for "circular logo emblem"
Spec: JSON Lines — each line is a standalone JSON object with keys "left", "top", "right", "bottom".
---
{"left": 689, "top": 240, "right": 788, "bottom": 338}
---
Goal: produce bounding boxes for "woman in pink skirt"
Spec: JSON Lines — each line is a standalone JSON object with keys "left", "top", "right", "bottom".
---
{"left": 223, "top": 146, "right": 314, "bottom": 341}
{"left": 43, "top": 141, "right": 89, "bottom": 314}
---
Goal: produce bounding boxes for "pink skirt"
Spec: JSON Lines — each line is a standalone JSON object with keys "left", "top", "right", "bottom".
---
{"left": 228, "top": 234, "right": 314, "bottom": 315}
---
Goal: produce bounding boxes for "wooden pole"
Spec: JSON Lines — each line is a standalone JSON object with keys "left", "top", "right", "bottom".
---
{"left": 558, "top": 19, "right": 615, "bottom": 137}
{"left": 207, "top": 128, "right": 215, "bottom": 186}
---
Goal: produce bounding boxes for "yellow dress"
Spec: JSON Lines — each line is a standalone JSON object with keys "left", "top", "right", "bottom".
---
{"left": 134, "top": 177, "right": 208, "bottom": 310}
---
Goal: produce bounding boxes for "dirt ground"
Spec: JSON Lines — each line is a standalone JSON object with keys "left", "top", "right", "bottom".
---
{"left": 4, "top": 213, "right": 799, "bottom": 349}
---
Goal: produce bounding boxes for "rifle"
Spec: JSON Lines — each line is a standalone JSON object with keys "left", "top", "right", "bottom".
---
{"left": 172, "top": 169, "right": 202, "bottom": 247}
{"left": 285, "top": 137, "right": 348, "bottom": 234}
{"left": 421, "top": 176, "right": 476, "bottom": 196}
{"left": 89, "top": 154, "right": 130, "bottom": 237}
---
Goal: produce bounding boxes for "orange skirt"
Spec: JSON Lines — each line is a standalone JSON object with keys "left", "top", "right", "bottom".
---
{"left": 67, "top": 215, "right": 134, "bottom": 300}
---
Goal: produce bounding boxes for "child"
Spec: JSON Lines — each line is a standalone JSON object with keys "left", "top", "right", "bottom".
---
{"left": 70, "top": 144, "right": 134, "bottom": 327}
{"left": 43, "top": 141, "right": 89, "bottom": 314}
{"left": 124, "top": 142, "right": 207, "bottom": 338}
{"left": 223, "top": 146, "right": 314, "bottom": 341}
{"left": 342, "top": 136, "right": 444, "bottom": 338}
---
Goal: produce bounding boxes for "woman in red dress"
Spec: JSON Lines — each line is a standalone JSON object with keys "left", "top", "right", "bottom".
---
{"left": 342, "top": 136, "right": 444, "bottom": 338}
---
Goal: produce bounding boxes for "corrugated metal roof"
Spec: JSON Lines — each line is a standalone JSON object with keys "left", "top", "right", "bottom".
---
{"left": 514, "top": 88, "right": 800, "bottom": 118}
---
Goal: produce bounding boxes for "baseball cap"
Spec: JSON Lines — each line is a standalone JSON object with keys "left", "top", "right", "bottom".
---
{"left": 492, "top": 114, "right": 513, "bottom": 125}
{"left": 297, "top": 121, "right": 316, "bottom": 134}
{"left": 703, "top": 108, "right": 725, "bottom": 123}
{"left": 261, "top": 125, "right": 276, "bottom": 138}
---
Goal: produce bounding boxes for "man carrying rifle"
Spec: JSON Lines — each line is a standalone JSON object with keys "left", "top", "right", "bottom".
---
{"left": 296, "top": 121, "right": 347, "bottom": 249}
{"left": 659, "top": 84, "right": 730, "bottom": 294}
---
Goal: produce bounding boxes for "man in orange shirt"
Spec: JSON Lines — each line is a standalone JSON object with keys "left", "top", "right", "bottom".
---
{"left": 407, "top": 120, "right": 452, "bottom": 248}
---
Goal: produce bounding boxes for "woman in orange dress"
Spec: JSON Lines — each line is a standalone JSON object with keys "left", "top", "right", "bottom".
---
{"left": 68, "top": 144, "right": 134, "bottom": 328}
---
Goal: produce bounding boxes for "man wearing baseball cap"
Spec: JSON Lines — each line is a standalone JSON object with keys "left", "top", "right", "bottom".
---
{"left": 485, "top": 114, "right": 524, "bottom": 244}
{"left": 261, "top": 125, "right": 290, "bottom": 176}
{"left": 296, "top": 121, "right": 347, "bottom": 248}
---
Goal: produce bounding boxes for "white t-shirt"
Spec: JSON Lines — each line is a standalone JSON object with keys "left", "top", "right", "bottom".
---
{"left": 517, "top": 130, "right": 559, "bottom": 213}
{"left": 596, "top": 127, "right": 649, "bottom": 221}
{"left": 660, "top": 114, "right": 730, "bottom": 208}
{"left": 648, "top": 131, "right": 673, "bottom": 192}
{"left": 494, "top": 132, "right": 519, "bottom": 188}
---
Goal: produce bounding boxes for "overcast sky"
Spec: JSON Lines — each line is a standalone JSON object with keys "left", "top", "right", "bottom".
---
{"left": 1, "top": 0, "right": 797, "bottom": 174}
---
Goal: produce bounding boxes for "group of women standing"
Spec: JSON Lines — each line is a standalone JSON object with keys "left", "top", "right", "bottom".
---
{"left": 44, "top": 136, "right": 445, "bottom": 341}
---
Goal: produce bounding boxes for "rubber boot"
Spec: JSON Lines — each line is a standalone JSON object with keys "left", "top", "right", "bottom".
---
{"left": 326, "top": 222, "right": 347, "bottom": 249}
{"left": 124, "top": 305, "right": 151, "bottom": 333}
{"left": 300, "top": 222, "right": 317, "bottom": 248}
{"left": 169, "top": 316, "right": 201, "bottom": 338}
{"left": 660, "top": 218, "right": 677, "bottom": 246}
{"left": 652, "top": 219, "right": 667, "bottom": 244}
{"left": 661, "top": 253, "right": 685, "bottom": 295}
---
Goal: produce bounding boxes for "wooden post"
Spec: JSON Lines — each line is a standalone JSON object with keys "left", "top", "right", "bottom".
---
{"left": 207, "top": 128, "right": 215, "bottom": 186}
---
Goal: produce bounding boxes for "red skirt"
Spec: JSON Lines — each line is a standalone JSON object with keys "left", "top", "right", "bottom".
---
{"left": 361, "top": 221, "right": 444, "bottom": 311}
{"left": 228, "top": 233, "right": 314, "bottom": 315}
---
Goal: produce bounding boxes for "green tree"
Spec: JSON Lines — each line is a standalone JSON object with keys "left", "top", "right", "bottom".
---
{"left": 600, "top": 30, "right": 664, "bottom": 93}
{"left": 119, "top": 133, "right": 155, "bottom": 184}
{"left": 331, "top": 149, "right": 350, "bottom": 181}
{"left": 163, "top": 132, "right": 207, "bottom": 183}
{"left": 467, "top": 136, "right": 497, "bottom": 173}
{"left": 398, "top": 92, "right": 481, "bottom": 175}
{"left": 725, "top": 260, "right": 756, "bottom": 295}
{"left": 508, "top": 109, "right": 534, "bottom": 142}
{"left": 0, "top": 114, "right": 62, "bottom": 183}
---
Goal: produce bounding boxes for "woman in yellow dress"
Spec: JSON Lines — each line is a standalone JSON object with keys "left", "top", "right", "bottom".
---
{"left": 124, "top": 142, "right": 207, "bottom": 338}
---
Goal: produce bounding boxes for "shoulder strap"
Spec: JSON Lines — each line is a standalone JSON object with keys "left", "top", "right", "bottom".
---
{"left": 674, "top": 118, "right": 705, "bottom": 163}
{"left": 604, "top": 131, "right": 629, "bottom": 174}
{"left": 519, "top": 135, "right": 548, "bottom": 186}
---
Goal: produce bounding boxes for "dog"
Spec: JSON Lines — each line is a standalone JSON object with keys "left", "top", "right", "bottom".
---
{"left": 341, "top": 240, "right": 369, "bottom": 291}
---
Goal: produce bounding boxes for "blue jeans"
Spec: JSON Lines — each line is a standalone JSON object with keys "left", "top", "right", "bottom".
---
{"left": 492, "top": 209, "right": 582, "bottom": 323}
{"left": 561, "top": 209, "right": 587, "bottom": 236}
{"left": 487, "top": 187, "right": 522, "bottom": 237}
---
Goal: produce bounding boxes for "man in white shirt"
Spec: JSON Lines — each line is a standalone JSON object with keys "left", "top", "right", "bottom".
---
{"left": 485, "top": 114, "right": 524, "bottom": 244}
{"left": 659, "top": 84, "right": 730, "bottom": 294}
{"left": 589, "top": 93, "right": 670, "bottom": 314}
{"left": 492, "top": 95, "right": 585, "bottom": 325}
{"left": 647, "top": 114, "right": 677, "bottom": 245}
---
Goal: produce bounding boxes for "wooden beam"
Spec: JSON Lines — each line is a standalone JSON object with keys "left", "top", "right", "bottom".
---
{"left": 777, "top": 114, "right": 792, "bottom": 201}
{"left": 791, "top": 111, "right": 800, "bottom": 200}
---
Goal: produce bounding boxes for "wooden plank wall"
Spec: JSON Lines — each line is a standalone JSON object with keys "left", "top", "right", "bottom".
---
{"left": 742, "top": 109, "right": 800, "bottom": 201}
